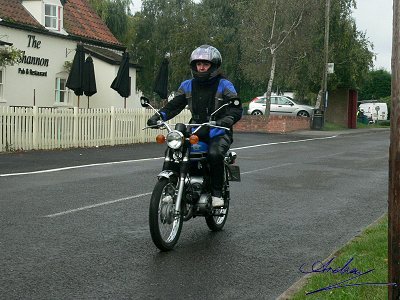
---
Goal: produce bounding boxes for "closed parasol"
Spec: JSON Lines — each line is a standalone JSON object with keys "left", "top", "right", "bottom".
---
{"left": 83, "top": 56, "right": 97, "bottom": 108}
{"left": 66, "top": 43, "right": 85, "bottom": 107}
{"left": 111, "top": 51, "right": 131, "bottom": 108}
{"left": 153, "top": 55, "right": 169, "bottom": 100}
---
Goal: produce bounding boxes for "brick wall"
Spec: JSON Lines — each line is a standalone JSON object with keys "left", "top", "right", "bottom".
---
{"left": 233, "top": 115, "right": 311, "bottom": 133}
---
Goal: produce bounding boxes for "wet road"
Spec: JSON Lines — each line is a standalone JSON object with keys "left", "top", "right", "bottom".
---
{"left": 0, "top": 130, "right": 389, "bottom": 299}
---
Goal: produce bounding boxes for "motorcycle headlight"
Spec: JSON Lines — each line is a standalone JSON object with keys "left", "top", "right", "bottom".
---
{"left": 166, "top": 130, "right": 184, "bottom": 149}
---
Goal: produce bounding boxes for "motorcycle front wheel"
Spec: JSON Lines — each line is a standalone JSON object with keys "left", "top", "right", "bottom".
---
{"left": 149, "top": 178, "right": 183, "bottom": 251}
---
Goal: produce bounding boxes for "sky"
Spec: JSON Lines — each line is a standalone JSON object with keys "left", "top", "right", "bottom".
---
{"left": 130, "top": 0, "right": 393, "bottom": 71}
{"left": 130, "top": 0, "right": 141, "bottom": 13}
{"left": 352, "top": 0, "right": 392, "bottom": 71}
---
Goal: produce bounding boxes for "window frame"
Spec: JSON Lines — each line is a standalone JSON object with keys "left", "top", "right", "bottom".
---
{"left": 44, "top": 3, "right": 62, "bottom": 31}
{"left": 270, "top": 97, "right": 278, "bottom": 105}
{"left": 0, "top": 68, "right": 5, "bottom": 102}
{"left": 54, "top": 76, "right": 70, "bottom": 105}
{"left": 254, "top": 97, "right": 266, "bottom": 104}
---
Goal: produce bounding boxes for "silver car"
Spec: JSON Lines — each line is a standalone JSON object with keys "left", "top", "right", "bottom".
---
{"left": 248, "top": 95, "right": 314, "bottom": 117}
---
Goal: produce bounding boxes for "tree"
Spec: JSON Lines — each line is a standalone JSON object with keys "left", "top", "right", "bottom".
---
{"left": 130, "top": 0, "right": 202, "bottom": 99}
{"left": 86, "top": 0, "right": 375, "bottom": 111}
{"left": 0, "top": 46, "right": 23, "bottom": 67}
{"left": 326, "top": 0, "right": 374, "bottom": 90}
{"left": 269, "top": 0, "right": 324, "bottom": 104}
{"left": 88, "top": 0, "right": 132, "bottom": 43}
{"left": 196, "top": 0, "right": 256, "bottom": 100}
{"left": 358, "top": 69, "right": 391, "bottom": 114}
{"left": 358, "top": 69, "right": 391, "bottom": 100}
{"left": 239, "top": 0, "right": 308, "bottom": 116}
{"left": 282, "top": 0, "right": 374, "bottom": 106}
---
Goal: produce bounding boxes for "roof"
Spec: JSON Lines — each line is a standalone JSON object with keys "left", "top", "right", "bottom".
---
{"left": 0, "top": 0, "right": 122, "bottom": 48}
{"left": 63, "top": 0, "right": 121, "bottom": 47}
{"left": 84, "top": 44, "right": 139, "bottom": 68}
{"left": 0, "top": 0, "right": 43, "bottom": 29}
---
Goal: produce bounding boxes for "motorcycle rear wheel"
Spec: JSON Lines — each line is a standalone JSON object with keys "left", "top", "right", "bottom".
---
{"left": 149, "top": 178, "right": 183, "bottom": 251}
{"left": 205, "top": 167, "right": 230, "bottom": 231}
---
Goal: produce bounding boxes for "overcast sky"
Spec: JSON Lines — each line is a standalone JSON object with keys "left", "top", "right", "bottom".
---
{"left": 352, "top": 0, "right": 392, "bottom": 71}
{"left": 130, "top": 0, "right": 393, "bottom": 71}
{"left": 130, "top": 0, "right": 141, "bottom": 13}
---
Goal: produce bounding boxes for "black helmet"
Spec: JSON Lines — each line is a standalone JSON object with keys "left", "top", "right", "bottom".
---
{"left": 190, "top": 45, "right": 222, "bottom": 81}
{"left": 190, "top": 45, "right": 222, "bottom": 69}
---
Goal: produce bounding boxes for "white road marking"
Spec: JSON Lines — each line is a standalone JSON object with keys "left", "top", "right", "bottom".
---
{"left": 43, "top": 192, "right": 152, "bottom": 218}
{"left": 41, "top": 136, "right": 339, "bottom": 217}
{"left": 240, "top": 162, "right": 295, "bottom": 175}
{"left": 231, "top": 135, "right": 337, "bottom": 151}
{"left": 1, "top": 136, "right": 337, "bottom": 177}
{"left": 0, "top": 157, "right": 163, "bottom": 177}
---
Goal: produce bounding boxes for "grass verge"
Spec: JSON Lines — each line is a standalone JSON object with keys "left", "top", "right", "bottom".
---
{"left": 289, "top": 214, "right": 389, "bottom": 300}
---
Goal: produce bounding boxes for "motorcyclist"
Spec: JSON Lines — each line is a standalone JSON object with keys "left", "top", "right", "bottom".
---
{"left": 147, "top": 45, "right": 243, "bottom": 207}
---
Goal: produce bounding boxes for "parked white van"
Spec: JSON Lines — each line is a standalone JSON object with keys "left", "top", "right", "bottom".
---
{"left": 358, "top": 102, "right": 388, "bottom": 121}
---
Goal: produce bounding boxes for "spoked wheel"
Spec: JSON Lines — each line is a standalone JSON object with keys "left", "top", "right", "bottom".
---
{"left": 149, "top": 178, "right": 183, "bottom": 251}
{"left": 205, "top": 167, "right": 230, "bottom": 231}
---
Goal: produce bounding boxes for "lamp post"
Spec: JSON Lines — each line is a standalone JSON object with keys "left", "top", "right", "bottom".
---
{"left": 322, "top": 0, "right": 330, "bottom": 111}
{"left": 312, "top": 0, "right": 330, "bottom": 129}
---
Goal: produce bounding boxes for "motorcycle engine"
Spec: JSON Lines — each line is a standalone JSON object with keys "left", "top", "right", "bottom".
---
{"left": 196, "top": 193, "right": 211, "bottom": 214}
{"left": 185, "top": 176, "right": 203, "bottom": 204}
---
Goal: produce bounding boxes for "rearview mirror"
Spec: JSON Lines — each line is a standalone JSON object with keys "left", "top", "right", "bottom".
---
{"left": 230, "top": 99, "right": 240, "bottom": 106}
{"left": 140, "top": 96, "right": 150, "bottom": 108}
{"left": 211, "top": 98, "right": 241, "bottom": 118}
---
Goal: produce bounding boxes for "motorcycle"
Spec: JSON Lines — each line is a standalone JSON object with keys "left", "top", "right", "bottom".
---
{"left": 140, "top": 96, "right": 241, "bottom": 251}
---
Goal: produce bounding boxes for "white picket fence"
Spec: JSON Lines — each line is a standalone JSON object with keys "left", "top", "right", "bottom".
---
{"left": 0, "top": 106, "right": 192, "bottom": 152}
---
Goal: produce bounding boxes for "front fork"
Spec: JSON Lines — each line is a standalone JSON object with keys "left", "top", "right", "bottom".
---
{"left": 174, "top": 148, "right": 190, "bottom": 216}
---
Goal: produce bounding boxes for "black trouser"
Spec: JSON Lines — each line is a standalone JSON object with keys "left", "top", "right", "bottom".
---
{"left": 208, "top": 134, "right": 231, "bottom": 197}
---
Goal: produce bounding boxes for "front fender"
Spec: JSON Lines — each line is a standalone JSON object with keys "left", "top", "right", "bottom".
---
{"left": 157, "top": 170, "right": 179, "bottom": 180}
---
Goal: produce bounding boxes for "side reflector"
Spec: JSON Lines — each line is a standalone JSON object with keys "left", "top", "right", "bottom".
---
{"left": 156, "top": 134, "right": 166, "bottom": 144}
{"left": 189, "top": 135, "right": 199, "bottom": 144}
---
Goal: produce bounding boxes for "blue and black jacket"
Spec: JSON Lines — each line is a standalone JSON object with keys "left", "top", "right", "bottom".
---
{"left": 159, "top": 75, "right": 243, "bottom": 139}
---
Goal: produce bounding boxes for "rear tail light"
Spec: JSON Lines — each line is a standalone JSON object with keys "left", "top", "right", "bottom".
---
{"left": 251, "top": 97, "right": 258, "bottom": 102}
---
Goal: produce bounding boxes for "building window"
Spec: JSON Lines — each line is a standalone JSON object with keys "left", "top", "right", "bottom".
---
{"left": 45, "top": 4, "right": 61, "bottom": 31}
{"left": 0, "top": 68, "right": 4, "bottom": 101}
{"left": 55, "top": 77, "right": 69, "bottom": 104}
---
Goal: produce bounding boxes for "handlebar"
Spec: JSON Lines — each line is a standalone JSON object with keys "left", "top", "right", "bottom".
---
{"left": 142, "top": 120, "right": 171, "bottom": 131}
{"left": 189, "top": 122, "right": 230, "bottom": 134}
{"left": 142, "top": 121, "right": 230, "bottom": 133}
{"left": 141, "top": 98, "right": 234, "bottom": 132}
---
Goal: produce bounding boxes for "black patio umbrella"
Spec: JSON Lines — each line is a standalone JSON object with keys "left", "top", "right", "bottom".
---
{"left": 66, "top": 43, "right": 85, "bottom": 107}
{"left": 111, "top": 51, "right": 131, "bottom": 108}
{"left": 83, "top": 56, "right": 97, "bottom": 108}
{"left": 153, "top": 56, "right": 169, "bottom": 100}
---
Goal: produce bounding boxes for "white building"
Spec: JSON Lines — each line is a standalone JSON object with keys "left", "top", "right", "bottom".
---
{"left": 0, "top": 0, "right": 142, "bottom": 109}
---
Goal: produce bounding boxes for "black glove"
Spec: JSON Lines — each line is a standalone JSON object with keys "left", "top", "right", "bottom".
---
{"left": 216, "top": 116, "right": 234, "bottom": 128}
{"left": 147, "top": 114, "right": 161, "bottom": 126}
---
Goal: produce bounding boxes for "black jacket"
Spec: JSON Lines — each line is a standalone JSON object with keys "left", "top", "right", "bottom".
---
{"left": 159, "top": 75, "right": 243, "bottom": 137}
